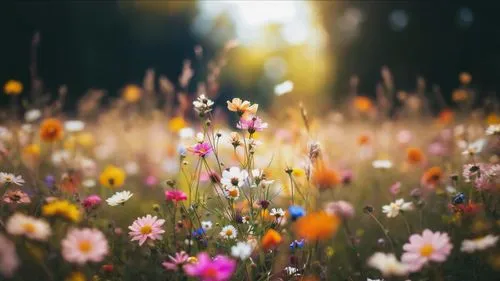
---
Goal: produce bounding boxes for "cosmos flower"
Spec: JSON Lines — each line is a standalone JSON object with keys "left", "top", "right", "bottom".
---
{"left": 367, "top": 252, "right": 408, "bottom": 277}
{"left": 42, "top": 200, "right": 81, "bottom": 222}
{"left": 99, "top": 165, "right": 126, "bottom": 189}
{"left": 312, "top": 162, "right": 341, "bottom": 190}
{"left": 128, "top": 215, "right": 165, "bottom": 246}
{"left": 227, "top": 98, "right": 258, "bottom": 117}
{"left": 183, "top": 252, "right": 236, "bottom": 281}
{"left": 0, "top": 172, "right": 25, "bottom": 186}
{"left": 421, "top": 166, "right": 443, "bottom": 189}
{"left": 193, "top": 94, "right": 214, "bottom": 116}
{"left": 2, "top": 190, "right": 31, "bottom": 204}
{"left": 0, "top": 234, "right": 19, "bottom": 278}
{"left": 269, "top": 208, "right": 286, "bottom": 219}
{"left": 39, "top": 118, "right": 64, "bottom": 142}
{"left": 236, "top": 116, "right": 268, "bottom": 134}
{"left": 406, "top": 147, "right": 425, "bottom": 164}
{"left": 220, "top": 225, "right": 238, "bottom": 239}
{"left": 461, "top": 235, "right": 499, "bottom": 253}
{"left": 106, "top": 190, "right": 133, "bottom": 206}
{"left": 61, "top": 228, "right": 109, "bottom": 265}
{"left": 165, "top": 190, "right": 188, "bottom": 203}
{"left": 382, "top": 199, "right": 413, "bottom": 218}
{"left": 188, "top": 142, "right": 213, "bottom": 157}
{"left": 401, "top": 229, "right": 452, "bottom": 272}
{"left": 6, "top": 213, "right": 51, "bottom": 241}
{"left": 231, "top": 241, "right": 253, "bottom": 260}
{"left": 163, "top": 251, "right": 189, "bottom": 271}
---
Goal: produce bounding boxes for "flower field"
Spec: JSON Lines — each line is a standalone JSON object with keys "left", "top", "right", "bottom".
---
{"left": 1, "top": 49, "right": 500, "bottom": 281}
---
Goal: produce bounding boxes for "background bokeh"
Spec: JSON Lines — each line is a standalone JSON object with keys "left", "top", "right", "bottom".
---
{"left": 0, "top": 1, "right": 498, "bottom": 111}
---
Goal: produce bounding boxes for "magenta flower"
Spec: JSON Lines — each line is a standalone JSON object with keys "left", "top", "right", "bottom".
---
{"left": 82, "top": 195, "right": 102, "bottom": 209}
{"left": 183, "top": 252, "right": 236, "bottom": 281}
{"left": 188, "top": 142, "right": 213, "bottom": 157}
{"left": 165, "top": 190, "right": 187, "bottom": 203}
{"left": 401, "top": 229, "right": 452, "bottom": 272}
{"left": 236, "top": 116, "right": 268, "bottom": 134}
{"left": 128, "top": 215, "right": 165, "bottom": 246}
{"left": 162, "top": 251, "right": 189, "bottom": 271}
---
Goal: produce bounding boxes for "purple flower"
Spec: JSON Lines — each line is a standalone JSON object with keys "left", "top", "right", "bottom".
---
{"left": 183, "top": 252, "right": 236, "bottom": 281}
{"left": 188, "top": 142, "right": 213, "bottom": 157}
{"left": 237, "top": 116, "right": 268, "bottom": 134}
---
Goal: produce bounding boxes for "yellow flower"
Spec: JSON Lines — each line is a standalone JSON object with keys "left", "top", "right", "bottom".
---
{"left": 66, "top": 272, "right": 86, "bottom": 281}
{"left": 64, "top": 136, "right": 77, "bottom": 150}
{"left": 486, "top": 113, "right": 499, "bottom": 125}
{"left": 42, "top": 200, "right": 81, "bottom": 222}
{"left": 22, "top": 144, "right": 41, "bottom": 159}
{"left": 122, "top": 84, "right": 142, "bottom": 103}
{"left": 77, "top": 132, "right": 95, "bottom": 148}
{"left": 168, "top": 116, "right": 187, "bottom": 133}
{"left": 292, "top": 168, "right": 305, "bottom": 177}
{"left": 99, "top": 165, "right": 126, "bottom": 189}
{"left": 4, "top": 80, "right": 23, "bottom": 95}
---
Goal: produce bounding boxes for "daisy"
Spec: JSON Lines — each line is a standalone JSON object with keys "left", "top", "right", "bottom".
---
{"left": 128, "top": 214, "right": 165, "bottom": 246}
{"left": 0, "top": 234, "right": 19, "bottom": 278}
{"left": 0, "top": 172, "right": 25, "bottom": 186}
{"left": 461, "top": 235, "right": 499, "bottom": 253}
{"left": 201, "top": 221, "right": 213, "bottom": 231}
{"left": 382, "top": 199, "right": 413, "bottom": 218}
{"left": 6, "top": 213, "right": 51, "bottom": 241}
{"left": 193, "top": 94, "right": 214, "bottom": 115}
{"left": 227, "top": 98, "right": 258, "bottom": 117}
{"left": 401, "top": 229, "right": 452, "bottom": 272}
{"left": 220, "top": 225, "right": 238, "bottom": 239}
{"left": 106, "top": 190, "right": 133, "bottom": 206}
{"left": 231, "top": 241, "right": 253, "bottom": 260}
{"left": 486, "top": 124, "right": 500, "bottom": 136}
{"left": 61, "top": 228, "right": 109, "bottom": 265}
{"left": 367, "top": 252, "right": 408, "bottom": 277}
{"left": 221, "top": 167, "right": 248, "bottom": 188}
{"left": 269, "top": 208, "right": 286, "bottom": 219}
{"left": 223, "top": 186, "right": 240, "bottom": 200}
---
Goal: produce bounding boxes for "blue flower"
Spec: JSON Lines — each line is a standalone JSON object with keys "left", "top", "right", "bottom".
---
{"left": 288, "top": 205, "right": 305, "bottom": 221}
{"left": 192, "top": 227, "right": 205, "bottom": 238}
{"left": 290, "top": 239, "right": 305, "bottom": 249}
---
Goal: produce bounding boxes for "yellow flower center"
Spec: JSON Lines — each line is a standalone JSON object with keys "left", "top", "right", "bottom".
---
{"left": 420, "top": 244, "right": 434, "bottom": 257}
{"left": 78, "top": 240, "right": 92, "bottom": 253}
{"left": 226, "top": 229, "right": 233, "bottom": 236}
{"left": 23, "top": 223, "right": 35, "bottom": 233}
{"left": 140, "top": 225, "right": 153, "bottom": 235}
{"left": 229, "top": 189, "right": 238, "bottom": 197}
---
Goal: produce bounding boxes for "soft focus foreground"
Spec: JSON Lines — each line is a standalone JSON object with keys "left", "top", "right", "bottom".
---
{"left": 1, "top": 45, "right": 500, "bottom": 281}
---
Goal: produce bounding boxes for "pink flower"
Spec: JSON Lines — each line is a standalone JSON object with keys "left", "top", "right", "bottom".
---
{"left": 2, "top": 190, "right": 31, "bottom": 204}
{"left": 428, "top": 142, "right": 448, "bottom": 157}
{"left": 389, "top": 182, "right": 401, "bottom": 195}
{"left": 324, "top": 200, "right": 355, "bottom": 219}
{"left": 61, "top": 228, "right": 109, "bottom": 265}
{"left": 183, "top": 252, "right": 236, "bottom": 281}
{"left": 165, "top": 190, "right": 187, "bottom": 203}
{"left": 145, "top": 175, "right": 158, "bottom": 186}
{"left": 402, "top": 229, "right": 452, "bottom": 272}
{"left": 162, "top": 251, "right": 189, "bottom": 271}
{"left": 0, "top": 234, "right": 19, "bottom": 278}
{"left": 82, "top": 195, "right": 102, "bottom": 209}
{"left": 397, "top": 130, "right": 413, "bottom": 144}
{"left": 236, "top": 116, "right": 268, "bottom": 134}
{"left": 128, "top": 214, "right": 165, "bottom": 246}
{"left": 188, "top": 142, "right": 213, "bottom": 157}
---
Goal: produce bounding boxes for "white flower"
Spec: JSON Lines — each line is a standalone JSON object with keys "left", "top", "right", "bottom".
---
{"left": 461, "top": 235, "right": 499, "bottom": 253}
{"left": 24, "top": 109, "right": 41, "bottom": 122}
{"left": 64, "top": 120, "right": 85, "bottom": 132}
{"left": 224, "top": 186, "right": 240, "bottom": 200}
{"left": 184, "top": 239, "right": 194, "bottom": 245}
{"left": 0, "top": 126, "right": 13, "bottom": 142}
{"left": 6, "top": 213, "right": 51, "bottom": 241}
{"left": 193, "top": 94, "right": 214, "bottom": 115}
{"left": 80, "top": 158, "right": 97, "bottom": 177}
{"left": 219, "top": 225, "right": 237, "bottom": 239}
{"left": 195, "top": 132, "right": 204, "bottom": 143}
{"left": 367, "top": 279, "right": 384, "bottom": 281}
{"left": 201, "top": 221, "right": 212, "bottom": 231}
{"left": 461, "top": 138, "right": 487, "bottom": 157}
{"left": 179, "top": 127, "right": 195, "bottom": 140}
{"left": 124, "top": 161, "right": 139, "bottom": 175}
{"left": 367, "top": 252, "right": 409, "bottom": 277}
{"left": 269, "top": 208, "right": 286, "bottom": 218}
{"left": 106, "top": 191, "right": 134, "bottom": 206}
{"left": 382, "top": 199, "right": 413, "bottom": 218}
{"left": 51, "top": 150, "right": 71, "bottom": 166}
{"left": 284, "top": 266, "right": 299, "bottom": 276}
{"left": 486, "top": 124, "right": 500, "bottom": 136}
{"left": 372, "top": 160, "right": 393, "bottom": 169}
{"left": 221, "top": 167, "right": 248, "bottom": 188}
{"left": 231, "top": 241, "right": 252, "bottom": 260}
{"left": 0, "top": 173, "right": 25, "bottom": 186}
{"left": 82, "top": 179, "right": 96, "bottom": 188}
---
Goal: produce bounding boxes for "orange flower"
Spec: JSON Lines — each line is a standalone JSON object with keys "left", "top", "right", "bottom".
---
{"left": 227, "top": 98, "right": 258, "bottom": 117}
{"left": 294, "top": 211, "right": 340, "bottom": 241}
{"left": 486, "top": 113, "right": 499, "bottom": 125}
{"left": 353, "top": 96, "right": 373, "bottom": 113}
{"left": 39, "top": 118, "right": 64, "bottom": 142}
{"left": 421, "top": 166, "right": 443, "bottom": 188}
{"left": 452, "top": 89, "right": 469, "bottom": 102}
{"left": 459, "top": 72, "right": 472, "bottom": 85}
{"left": 4, "top": 80, "right": 23, "bottom": 95}
{"left": 357, "top": 134, "right": 370, "bottom": 146}
{"left": 312, "top": 161, "right": 340, "bottom": 190}
{"left": 437, "top": 109, "right": 454, "bottom": 125}
{"left": 406, "top": 147, "right": 425, "bottom": 164}
{"left": 122, "top": 84, "right": 142, "bottom": 103}
{"left": 261, "top": 229, "right": 282, "bottom": 250}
